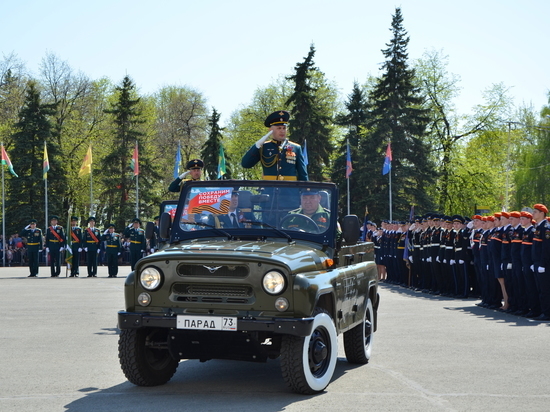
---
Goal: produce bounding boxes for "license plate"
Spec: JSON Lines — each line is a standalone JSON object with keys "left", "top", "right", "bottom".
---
{"left": 177, "top": 315, "right": 237, "bottom": 331}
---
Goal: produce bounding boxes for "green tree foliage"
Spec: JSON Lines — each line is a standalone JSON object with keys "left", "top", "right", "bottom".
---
{"left": 357, "top": 8, "right": 435, "bottom": 220}
{"left": 6, "top": 81, "right": 60, "bottom": 232}
{"left": 286, "top": 45, "right": 333, "bottom": 181}
{"left": 0, "top": 53, "right": 28, "bottom": 143}
{"left": 201, "top": 108, "right": 231, "bottom": 180}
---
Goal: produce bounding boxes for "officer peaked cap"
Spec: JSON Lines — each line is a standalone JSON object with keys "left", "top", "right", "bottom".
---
{"left": 264, "top": 110, "right": 290, "bottom": 127}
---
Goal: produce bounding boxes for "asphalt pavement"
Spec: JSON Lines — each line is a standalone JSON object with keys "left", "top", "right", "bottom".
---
{"left": 1, "top": 266, "right": 549, "bottom": 412}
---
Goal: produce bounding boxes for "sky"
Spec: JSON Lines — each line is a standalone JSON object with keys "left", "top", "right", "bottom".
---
{"left": 2, "top": 0, "right": 549, "bottom": 126}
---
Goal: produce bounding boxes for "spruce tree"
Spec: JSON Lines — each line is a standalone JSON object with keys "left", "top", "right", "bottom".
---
{"left": 358, "top": 8, "right": 435, "bottom": 220}
{"left": 201, "top": 109, "right": 231, "bottom": 180}
{"left": 286, "top": 45, "right": 332, "bottom": 181}
{"left": 6, "top": 81, "right": 58, "bottom": 232}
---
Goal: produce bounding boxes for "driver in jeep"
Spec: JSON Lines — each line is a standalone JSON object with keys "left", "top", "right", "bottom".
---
{"left": 284, "top": 188, "right": 330, "bottom": 232}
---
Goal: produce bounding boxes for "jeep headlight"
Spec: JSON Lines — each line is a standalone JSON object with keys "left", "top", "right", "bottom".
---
{"left": 140, "top": 267, "right": 162, "bottom": 290}
{"left": 262, "top": 270, "right": 286, "bottom": 295}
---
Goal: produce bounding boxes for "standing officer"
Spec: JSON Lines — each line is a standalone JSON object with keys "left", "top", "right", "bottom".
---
{"left": 124, "top": 218, "right": 146, "bottom": 270}
{"left": 69, "top": 216, "right": 83, "bottom": 277}
{"left": 241, "top": 110, "right": 308, "bottom": 181}
{"left": 45, "top": 215, "right": 65, "bottom": 277}
{"left": 168, "top": 159, "right": 204, "bottom": 192}
{"left": 83, "top": 216, "right": 101, "bottom": 277}
{"left": 102, "top": 224, "right": 122, "bottom": 278}
{"left": 531, "top": 204, "right": 550, "bottom": 321}
{"left": 21, "top": 219, "right": 43, "bottom": 277}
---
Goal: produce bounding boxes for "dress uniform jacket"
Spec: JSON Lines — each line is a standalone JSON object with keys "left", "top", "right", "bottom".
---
{"left": 69, "top": 226, "right": 83, "bottom": 276}
{"left": 21, "top": 227, "right": 43, "bottom": 277}
{"left": 241, "top": 139, "right": 308, "bottom": 181}
{"left": 83, "top": 227, "right": 101, "bottom": 276}
{"left": 124, "top": 227, "right": 146, "bottom": 270}
{"left": 102, "top": 232, "right": 122, "bottom": 277}
{"left": 45, "top": 225, "right": 65, "bottom": 277}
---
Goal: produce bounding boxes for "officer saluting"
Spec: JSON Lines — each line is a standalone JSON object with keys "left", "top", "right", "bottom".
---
{"left": 21, "top": 219, "right": 43, "bottom": 277}
{"left": 241, "top": 110, "right": 308, "bottom": 181}
{"left": 168, "top": 159, "right": 204, "bottom": 192}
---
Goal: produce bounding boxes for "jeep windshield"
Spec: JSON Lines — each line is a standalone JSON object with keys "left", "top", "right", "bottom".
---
{"left": 170, "top": 180, "right": 338, "bottom": 247}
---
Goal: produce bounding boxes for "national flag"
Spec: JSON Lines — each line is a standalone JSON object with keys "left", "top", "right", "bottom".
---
{"left": 345, "top": 142, "right": 353, "bottom": 179}
{"left": 130, "top": 142, "right": 139, "bottom": 176}
{"left": 65, "top": 245, "right": 73, "bottom": 266}
{"left": 403, "top": 205, "right": 414, "bottom": 261}
{"left": 173, "top": 142, "right": 182, "bottom": 179}
{"left": 217, "top": 144, "right": 227, "bottom": 179}
{"left": 302, "top": 139, "right": 309, "bottom": 166}
{"left": 1, "top": 144, "right": 18, "bottom": 177}
{"left": 43, "top": 142, "right": 50, "bottom": 180}
{"left": 78, "top": 145, "right": 92, "bottom": 177}
{"left": 382, "top": 142, "right": 392, "bottom": 175}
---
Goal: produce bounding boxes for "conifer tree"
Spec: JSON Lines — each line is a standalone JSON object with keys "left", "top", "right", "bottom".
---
{"left": 201, "top": 108, "right": 231, "bottom": 180}
{"left": 357, "top": 8, "right": 435, "bottom": 220}
{"left": 286, "top": 45, "right": 333, "bottom": 181}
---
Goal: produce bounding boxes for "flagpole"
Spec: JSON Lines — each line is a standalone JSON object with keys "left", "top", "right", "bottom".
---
{"left": 89, "top": 168, "right": 93, "bottom": 216}
{"left": 346, "top": 139, "right": 350, "bottom": 216}
{"left": 388, "top": 161, "right": 392, "bottom": 221}
{"left": 1, "top": 146, "right": 5, "bottom": 267}
{"left": 135, "top": 141, "right": 139, "bottom": 218}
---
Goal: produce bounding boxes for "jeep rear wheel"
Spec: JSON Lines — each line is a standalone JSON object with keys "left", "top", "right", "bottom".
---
{"left": 118, "top": 328, "right": 179, "bottom": 386}
{"left": 343, "top": 297, "right": 374, "bottom": 364}
{"left": 280, "top": 308, "right": 338, "bottom": 394}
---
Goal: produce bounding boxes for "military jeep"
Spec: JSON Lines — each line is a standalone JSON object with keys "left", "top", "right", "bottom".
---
{"left": 118, "top": 180, "right": 379, "bottom": 394}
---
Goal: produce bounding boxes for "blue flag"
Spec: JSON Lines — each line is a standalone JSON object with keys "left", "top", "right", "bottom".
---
{"left": 382, "top": 143, "right": 392, "bottom": 175}
{"left": 302, "top": 139, "right": 309, "bottom": 166}
{"left": 173, "top": 142, "right": 181, "bottom": 179}
{"left": 345, "top": 142, "right": 353, "bottom": 179}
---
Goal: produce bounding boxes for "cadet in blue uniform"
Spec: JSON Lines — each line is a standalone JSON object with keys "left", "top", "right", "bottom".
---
{"left": 21, "top": 219, "right": 43, "bottom": 277}
{"left": 531, "top": 203, "right": 550, "bottom": 321}
{"left": 69, "top": 216, "right": 83, "bottom": 277}
{"left": 124, "top": 218, "right": 146, "bottom": 270}
{"left": 45, "top": 215, "right": 65, "bottom": 277}
{"left": 168, "top": 159, "right": 203, "bottom": 192}
{"left": 83, "top": 216, "right": 101, "bottom": 277}
{"left": 241, "top": 110, "right": 308, "bottom": 181}
{"left": 102, "top": 224, "right": 122, "bottom": 278}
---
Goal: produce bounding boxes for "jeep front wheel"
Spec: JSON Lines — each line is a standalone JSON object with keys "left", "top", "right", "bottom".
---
{"left": 343, "top": 297, "right": 374, "bottom": 364}
{"left": 118, "top": 328, "right": 179, "bottom": 386}
{"left": 280, "top": 308, "right": 338, "bottom": 394}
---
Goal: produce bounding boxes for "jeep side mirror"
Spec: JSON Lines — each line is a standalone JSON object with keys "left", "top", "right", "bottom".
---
{"left": 145, "top": 221, "right": 155, "bottom": 239}
{"left": 341, "top": 215, "right": 360, "bottom": 245}
{"left": 159, "top": 212, "right": 172, "bottom": 240}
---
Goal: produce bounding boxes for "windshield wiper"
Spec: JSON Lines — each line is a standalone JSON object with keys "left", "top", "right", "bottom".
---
{"left": 188, "top": 221, "right": 232, "bottom": 240}
{"left": 244, "top": 221, "right": 294, "bottom": 243}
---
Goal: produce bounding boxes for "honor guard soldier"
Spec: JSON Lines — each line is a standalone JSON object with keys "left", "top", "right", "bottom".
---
{"left": 168, "top": 159, "right": 203, "bottom": 192}
{"left": 520, "top": 211, "right": 541, "bottom": 318}
{"left": 21, "top": 219, "right": 43, "bottom": 277}
{"left": 69, "top": 216, "right": 83, "bottom": 277}
{"left": 83, "top": 216, "right": 101, "bottom": 277}
{"left": 45, "top": 215, "right": 66, "bottom": 277}
{"left": 241, "top": 110, "right": 308, "bottom": 181}
{"left": 102, "top": 224, "right": 122, "bottom": 278}
{"left": 531, "top": 204, "right": 550, "bottom": 321}
{"left": 124, "top": 218, "right": 146, "bottom": 270}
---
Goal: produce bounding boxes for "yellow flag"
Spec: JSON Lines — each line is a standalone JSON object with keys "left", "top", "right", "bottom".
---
{"left": 78, "top": 145, "right": 92, "bottom": 177}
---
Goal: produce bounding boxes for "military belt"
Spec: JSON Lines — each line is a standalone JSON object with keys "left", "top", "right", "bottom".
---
{"left": 49, "top": 239, "right": 60, "bottom": 242}
{"left": 262, "top": 175, "right": 298, "bottom": 181}
{"left": 130, "top": 240, "right": 141, "bottom": 244}
{"left": 27, "top": 242, "right": 40, "bottom": 246}
{"left": 107, "top": 245, "right": 118, "bottom": 248}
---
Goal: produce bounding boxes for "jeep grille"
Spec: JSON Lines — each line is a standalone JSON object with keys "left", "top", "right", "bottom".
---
{"left": 177, "top": 264, "right": 249, "bottom": 278}
{"left": 171, "top": 284, "right": 254, "bottom": 304}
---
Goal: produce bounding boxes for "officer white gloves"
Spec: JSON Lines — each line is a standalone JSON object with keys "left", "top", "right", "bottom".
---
{"left": 104, "top": 229, "right": 109, "bottom": 235}
{"left": 443, "top": 259, "right": 447, "bottom": 264}
{"left": 78, "top": 248, "right": 82, "bottom": 252}
{"left": 459, "top": 259, "right": 464, "bottom": 264}
{"left": 97, "top": 249, "right": 100, "bottom": 254}
{"left": 467, "top": 221, "right": 474, "bottom": 229}
{"left": 255, "top": 130, "right": 273, "bottom": 148}
{"left": 450, "top": 259, "right": 455, "bottom": 265}
{"left": 60, "top": 247, "right": 64, "bottom": 252}
{"left": 84, "top": 248, "right": 88, "bottom": 252}
{"left": 178, "top": 171, "right": 190, "bottom": 179}
{"left": 118, "top": 252, "right": 121, "bottom": 256}
{"left": 539, "top": 267, "right": 546, "bottom": 273}
{"left": 150, "top": 248, "right": 155, "bottom": 253}
{"left": 409, "top": 256, "right": 413, "bottom": 263}
{"left": 436, "top": 256, "right": 440, "bottom": 263}
{"left": 427, "top": 256, "right": 432, "bottom": 263}
{"left": 25, "top": 224, "right": 31, "bottom": 229}
{"left": 45, "top": 247, "right": 50, "bottom": 253}
{"left": 530, "top": 265, "right": 534, "bottom": 271}
{"left": 507, "top": 263, "right": 512, "bottom": 270}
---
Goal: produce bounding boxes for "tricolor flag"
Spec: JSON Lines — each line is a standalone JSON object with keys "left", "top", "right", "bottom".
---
{"left": 43, "top": 142, "right": 50, "bottom": 180}
{"left": 345, "top": 142, "right": 353, "bottom": 179}
{"left": 1, "top": 144, "right": 18, "bottom": 177}
{"left": 382, "top": 142, "right": 392, "bottom": 175}
{"left": 130, "top": 142, "right": 139, "bottom": 176}
{"left": 217, "top": 144, "right": 226, "bottom": 179}
{"left": 78, "top": 145, "right": 92, "bottom": 177}
{"left": 302, "top": 139, "right": 309, "bottom": 166}
{"left": 173, "top": 142, "right": 182, "bottom": 179}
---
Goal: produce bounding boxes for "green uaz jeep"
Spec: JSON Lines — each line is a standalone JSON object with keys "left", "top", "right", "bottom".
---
{"left": 118, "top": 180, "right": 379, "bottom": 394}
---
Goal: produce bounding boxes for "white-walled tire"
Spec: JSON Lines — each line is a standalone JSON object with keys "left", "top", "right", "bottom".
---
{"left": 344, "top": 297, "right": 374, "bottom": 364}
{"left": 280, "top": 308, "right": 338, "bottom": 394}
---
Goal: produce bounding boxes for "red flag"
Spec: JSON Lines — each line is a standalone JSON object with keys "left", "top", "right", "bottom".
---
{"left": 382, "top": 143, "right": 392, "bottom": 175}
{"left": 131, "top": 143, "right": 139, "bottom": 176}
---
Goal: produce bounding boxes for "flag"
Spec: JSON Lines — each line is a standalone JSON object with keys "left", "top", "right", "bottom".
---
{"left": 78, "top": 145, "right": 92, "bottom": 177}
{"left": 130, "top": 143, "right": 139, "bottom": 176}
{"left": 302, "top": 139, "right": 309, "bottom": 166}
{"left": 403, "top": 205, "right": 414, "bottom": 261}
{"left": 361, "top": 206, "right": 369, "bottom": 241}
{"left": 345, "top": 142, "right": 353, "bottom": 179}
{"left": 173, "top": 142, "right": 181, "bottom": 179}
{"left": 1, "top": 144, "right": 18, "bottom": 177}
{"left": 65, "top": 245, "right": 73, "bottom": 266}
{"left": 43, "top": 142, "right": 50, "bottom": 180}
{"left": 382, "top": 142, "right": 392, "bottom": 175}
{"left": 217, "top": 144, "right": 226, "bottom": 179}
